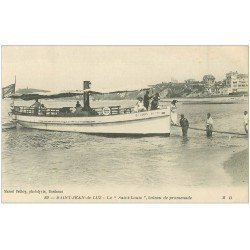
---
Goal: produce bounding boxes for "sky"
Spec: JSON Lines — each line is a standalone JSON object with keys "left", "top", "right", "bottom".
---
{"left": 2, "top": 46, "right": 248, "bottom": 92}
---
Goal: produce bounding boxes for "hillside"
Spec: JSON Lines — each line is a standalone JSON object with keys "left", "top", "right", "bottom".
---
{"left": 92, "top": 82, "right": 208, "bottom": 100}
{"left": 16, "top": 88, "right": 50, "bottom": 94}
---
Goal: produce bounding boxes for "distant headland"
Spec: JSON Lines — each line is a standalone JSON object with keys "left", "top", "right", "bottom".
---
{"left": 16, "top": 88, "right": 50, "bottom": 95}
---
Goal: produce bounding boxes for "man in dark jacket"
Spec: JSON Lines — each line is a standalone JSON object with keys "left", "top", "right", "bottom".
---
{"left": 150, "top": 93, "right": 160, "bottom": 110}
{"left": 143, "top": 91, "right": 151, "bottom": 110}
{"left": 179, "top": 114, "right": 189, "bottom": 137}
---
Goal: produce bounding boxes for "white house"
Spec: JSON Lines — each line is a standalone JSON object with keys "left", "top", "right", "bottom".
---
{"left": 226, "top": 71, "right": 248, "bottom": 93}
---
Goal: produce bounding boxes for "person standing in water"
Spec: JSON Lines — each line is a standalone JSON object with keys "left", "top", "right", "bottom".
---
{"left": 206, "top": 113, "right": 213, "bottom": 137}
{"left": 179, "top": 114, "right": 189, "bottom": 137}
{"left": 243, "top": 111, "right": 248, "bottom": 134}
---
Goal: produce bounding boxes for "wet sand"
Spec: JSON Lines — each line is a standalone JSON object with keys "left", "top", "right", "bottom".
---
{"left": 224, "top": 149, "right": 249, "bottom": 185}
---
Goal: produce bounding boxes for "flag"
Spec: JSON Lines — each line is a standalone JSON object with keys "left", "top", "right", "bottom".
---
{"left": 83, "top": 81, "right": 91, "bottom": 90}
{"left": 2, "top": 83, "right": 16, "bottom": 99}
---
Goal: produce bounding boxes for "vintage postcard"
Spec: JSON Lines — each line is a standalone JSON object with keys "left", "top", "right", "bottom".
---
{"left": 1, "top": 45, "right": 249, "bottom": 203}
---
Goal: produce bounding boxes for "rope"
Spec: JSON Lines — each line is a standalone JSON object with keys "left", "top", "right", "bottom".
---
{"left": 172, "top": 124, "right": 247, "bottom": 136}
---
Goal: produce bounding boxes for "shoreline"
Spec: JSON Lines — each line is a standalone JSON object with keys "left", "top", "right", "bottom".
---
{"left": 224, "top": 149, "right": 249, "bottom": 185}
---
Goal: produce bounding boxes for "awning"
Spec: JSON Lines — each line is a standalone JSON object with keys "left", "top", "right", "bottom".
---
{"left": 10, "top": 92, "right": 85, "bottom": 100}
{"left": 10, "top": 88, "right": 150, "bottom": 100}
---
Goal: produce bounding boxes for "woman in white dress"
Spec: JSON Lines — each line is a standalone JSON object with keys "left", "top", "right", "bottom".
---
{"left": 170, "top": 100, "right": 178, "bottom": 125}
{"left": 134, "top": 97, "right": 146, "bottom": 112}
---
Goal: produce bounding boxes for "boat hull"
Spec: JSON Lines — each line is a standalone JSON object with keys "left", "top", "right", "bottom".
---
{"left": 14, "top": 108, "right": 171, "bottom": 136}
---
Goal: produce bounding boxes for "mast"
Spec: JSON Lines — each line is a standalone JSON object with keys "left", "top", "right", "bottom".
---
{"left": 10, "top": 75, "right": 16, "bottom": 121}
{"left": 83, "top": 81, "right": 91, "bottom": 110}
{"left": 12, "top": 75, "right": 16, "bottom": 104}
{"left": 82, "top": 81, "right": 84, "bottom": 106}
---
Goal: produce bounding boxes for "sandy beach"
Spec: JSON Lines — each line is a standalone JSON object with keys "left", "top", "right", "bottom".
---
{"left": 224, "top": 149, "right": 249, "bottom": 185}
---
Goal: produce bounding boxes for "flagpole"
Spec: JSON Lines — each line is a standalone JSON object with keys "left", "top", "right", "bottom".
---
{"left": 82, "top": 81, "right": 85, "bottom": 107}
{"left": 11, "top": 75, "right": 16, "bottom": 115}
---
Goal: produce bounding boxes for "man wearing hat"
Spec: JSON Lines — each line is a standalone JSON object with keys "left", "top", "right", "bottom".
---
{"left": 179, "top": 114, "right": 189, "bottom": 137}
{"left": 30, "top": 98, "right": 41, "bottom": 115}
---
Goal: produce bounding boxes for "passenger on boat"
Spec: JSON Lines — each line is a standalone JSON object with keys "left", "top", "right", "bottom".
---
{"left": 143, "top": 91, "right": 152, "bottom": 110}
{"left": 59, "top": 107, "right": 72, "bottom": 115}
{"left": 40, "top": 104, "right": 47, "bottom": 115}
{"left": 75, "top": 101, "right": 82, "bottom": 114}
{"left": 244, "top": 111, "right": 248, "bottom": 134}
{"left": 179, "top": 114, "right": 189, "bottom": 137}
{"left": 30, "top": 99, "right": 41, "bottom": 115}
{"left": 74, "top": 101, "right": 98, "bottom": 116}
{"left": 206, "top": 113, "right": 213, "bottom": 137}
{"left": 150, "top": 93, "right": 160, "bottom": 110}
{"left": 135, "top": 97, "right": 146, "bottom": 112}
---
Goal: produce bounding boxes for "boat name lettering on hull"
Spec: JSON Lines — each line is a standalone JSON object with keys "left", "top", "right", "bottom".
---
{"left": 135, "top": 111, "right": 163, "bottom": 117}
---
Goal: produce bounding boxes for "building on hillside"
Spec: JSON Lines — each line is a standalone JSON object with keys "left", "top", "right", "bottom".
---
{"left": 203, "top": 75, "right": 216, "bottom": 94}
{"left": 225, "top": 71, "right": 248, "bottom": 93}
{"left": 218, "top": 87, "right": 230, "bottom": 95}
{"left": 203, "top": 75, "right": 215, "bottom": 86}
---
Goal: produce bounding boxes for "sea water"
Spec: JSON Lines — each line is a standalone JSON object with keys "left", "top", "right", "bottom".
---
{"left": 1, "top": 98, "right": 248, "bottom": 191}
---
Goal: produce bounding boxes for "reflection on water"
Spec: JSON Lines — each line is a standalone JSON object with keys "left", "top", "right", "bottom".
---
{"left": 181, "top": 136, "right": 190, "bottom": 145}
{"left": 1, "top": 98, "right": 249, "bottom": 190}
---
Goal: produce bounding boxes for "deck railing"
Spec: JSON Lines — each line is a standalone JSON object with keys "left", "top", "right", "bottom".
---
{"left": 12, "top": 105, "right": 135, "bottom": 117}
